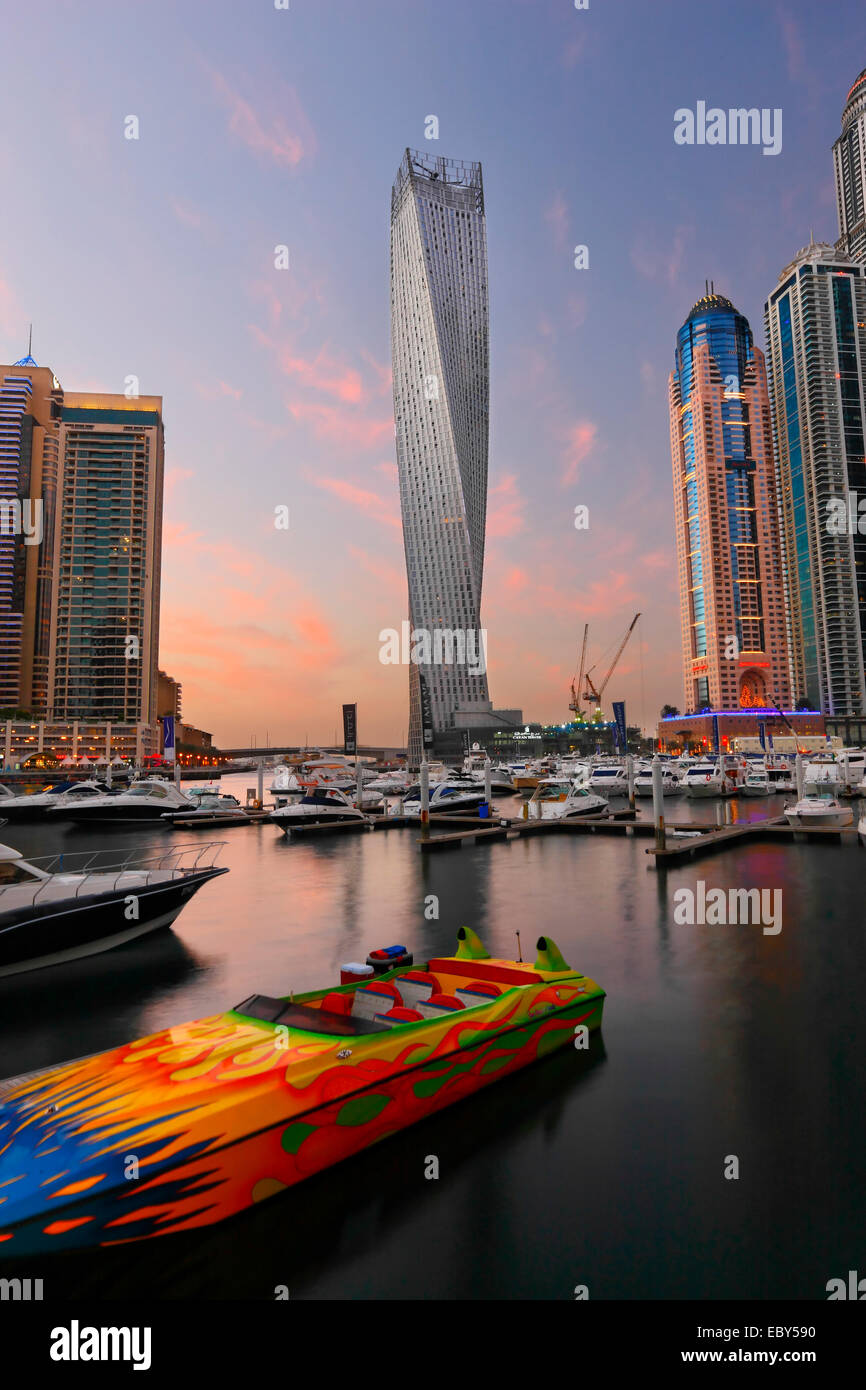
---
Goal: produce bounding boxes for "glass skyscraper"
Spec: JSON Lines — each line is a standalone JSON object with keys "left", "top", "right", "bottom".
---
{"left": 48, "top": 393, "right": 164, "bottom": 725}
{"left": 390, "top": 149, "right": 493, "bottom": 762}
{"left": 668, "top": 292, "right": 791, "bottom": 713}
{"left": 833, "top": 67, "right": 866, "bottom": 265}
{"left": 0, "top": 356, "right": 62, "bottom": 712}
{"left": 764, "top": 242, "right": 866, "bottom": 715}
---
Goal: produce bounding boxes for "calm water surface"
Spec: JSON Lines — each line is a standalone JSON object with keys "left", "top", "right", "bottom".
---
{"left": 1, "top": 775, "right": 863, "bottom": 1300}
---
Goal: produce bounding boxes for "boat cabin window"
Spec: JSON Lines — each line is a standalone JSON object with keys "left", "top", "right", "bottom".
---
{"left": 129, "top": 785, "right": 167, "bottom": 797}
{"left": 0, "top": 861, "right": 41, "bottom": 885}
{"left": 234, "top": 995, "right": 387, "bottom": 1035}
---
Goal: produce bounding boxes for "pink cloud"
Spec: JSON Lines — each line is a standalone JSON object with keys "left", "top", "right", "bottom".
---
{"left": 631, "top": 224, "right": 693, "bottom": 287}
{"left": 544, "top": 192, "right": 569, "bottom": 252}
{"left": 488, "top": 474, "right": 526, "bottom": 537}
{"left": 170, "top": 197, "right": 204, "bottom": 230}
{"left": 202, "top": 61, "right": 316, "bottom": 169}
{"left": 309, "top": 474, "right": 400, "bottom": 528}
{"left": 289, "top": 401, "right": 393, "bottom": 451}
{"left": 276, "top": 347, "right": 363, "bottom": 403}
{"left": 195, "top": 379, "right": 243, "bottom": 402}
{"left": 561, "top": 419, "right": 598, "bottom": 485}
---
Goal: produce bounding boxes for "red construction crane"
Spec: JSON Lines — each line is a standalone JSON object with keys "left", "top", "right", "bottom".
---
{"left": 582, "top": 613, "right": 641, "bottom": 723}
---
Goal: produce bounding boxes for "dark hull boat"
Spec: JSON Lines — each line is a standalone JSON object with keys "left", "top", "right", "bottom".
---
{"left": 0, "top": 843, "right": 227, "bottom": 977}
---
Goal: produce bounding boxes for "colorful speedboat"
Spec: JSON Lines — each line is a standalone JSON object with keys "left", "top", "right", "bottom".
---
{"left": 0, "top": 929, "right": 603, "bottom": 1254}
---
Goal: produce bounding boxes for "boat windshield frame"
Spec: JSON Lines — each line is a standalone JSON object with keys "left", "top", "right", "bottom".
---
{"left": 233, "top": 995, "right": 389, "bottom": 1036}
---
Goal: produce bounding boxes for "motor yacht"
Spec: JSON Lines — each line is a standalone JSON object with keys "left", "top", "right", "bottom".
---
{"left": 521, "top": 778, "right": 609, "bottom": 821}
{"left": 50, "top": 777, "right": 191, "bottom": 825}
{"left": 588, "top": 763, "right": 629, "bottom": 797}
{"left": 162, "top": 791, "right": 252, "bottom": 828}
{"left": 804, "top": 756, "right": 841, "bottom": 795}
{"left": 681, "top": 761, "right": 728, "bottom": 798}
{"left": 270, "top": 786, "right": 368, "bottom": 832}
{"left": 0, "top": 780, "right": 115, "bottom": 822}
{"left": 740, "top": 765, "right": 772, "bottom": 797}
{"left": 633, "top": 764, "right": 681, "bottom": 796}
{"left": 0, "top": 840, "right": 227, "bottom": 977}
{"left": 401, "top": 781, "right": 491, "bottom": 815}
{"left": 783, "top": 794, "right": 854, "bottom": 829}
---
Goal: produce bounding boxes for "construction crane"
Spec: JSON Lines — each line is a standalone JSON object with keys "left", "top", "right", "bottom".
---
{"left": 575, "top": 613, "right": 641, "bottom": 724}
{"left": 569, "top": 623, "right": 590, "bottom": 720}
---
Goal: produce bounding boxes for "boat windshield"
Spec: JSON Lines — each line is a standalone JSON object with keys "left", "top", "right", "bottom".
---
{"left": 0, "top": 861, "right": 42, "bottom": 885}
{"left": 233, "top": 995, "right": 387, "bottom": 1035}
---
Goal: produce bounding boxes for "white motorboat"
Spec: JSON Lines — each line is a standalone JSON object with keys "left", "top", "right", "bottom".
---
{"left": 520, "top": 778, "right": 609, "bottom": 821}
{"left": 0, "top": 840, "right": 227, "bottom": 977}
{"left": 162, "top": 791, "right": 252, "bottom": 827}
{"left": 365, "top": 769, "right": 410, "bottom": 796}
{"left": 682, "top": 761, "right": 728, "bottom": 798}
{"left": 804, "top": 756, "right": 841, "bottom": 794}
{"left": 588, "top": 764, "right": 629, "bottom": 797}
{"left": 400, "top": 781, "right": 491, "bottom": 816}
{"left": 50, "top": 777, "right": 191, "bottom": 825}
{"left": 0, "top": 779, "right": 116, "bottom": 821}
{"left": 270, "top": 786, "right": 367, "bottom": 832}
{"left": 740, "top": 766, "right": 772, "bottom": 796}
{"left": 783, "top": 794, "right": 854, "bottom": 829}
{"left": 633, "top": 765, "right": 681, "bottom": 796}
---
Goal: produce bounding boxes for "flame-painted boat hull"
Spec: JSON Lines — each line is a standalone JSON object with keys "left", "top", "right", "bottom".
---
{"left": 0, "top": 938, "right": 603, "bottom": 1254}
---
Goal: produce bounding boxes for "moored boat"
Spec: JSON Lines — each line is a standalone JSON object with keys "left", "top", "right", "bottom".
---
{"left": 520, "top": 777, "right": 609, "bottom": 821}
{"left": 0, "top": 840, "right": 227, "bottom": 977}
{"left": 783, "top": 794, "right": 854, "bottom": 828}
{"left": 0, "top": 928, "right": 603, "bottom": 1254}
{"left": 50, "top": 778, "right": 191, "bottom": 825}
{"left": 270, "top": 785, "right": 367, "bottom": 831}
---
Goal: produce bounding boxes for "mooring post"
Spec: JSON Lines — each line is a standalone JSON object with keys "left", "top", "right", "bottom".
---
{"left": 257, "top": 758, "right": 264, "bottom": 807}
{"left": 626, "top": 752, "right": 635, "bottom": 810}
{"left": 652, "top": 753, "right": 666, "bottom": 853}
{"left": 483, "top": 755, "right": 492, "bottom": 813}
{"left": 795, "top": 753, "right": 805, "bottom": 801}
{"left": 420, "top": 756, "right": 430, "bottom": 840}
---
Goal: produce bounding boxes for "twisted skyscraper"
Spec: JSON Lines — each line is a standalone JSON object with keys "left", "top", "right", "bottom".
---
{"left": 390, "top": 149, "right": 494, "bottom": 762}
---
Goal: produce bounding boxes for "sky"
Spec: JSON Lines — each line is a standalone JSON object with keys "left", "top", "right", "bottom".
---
{"left": 1, "top": 0, "right": 864, "bottom": 746}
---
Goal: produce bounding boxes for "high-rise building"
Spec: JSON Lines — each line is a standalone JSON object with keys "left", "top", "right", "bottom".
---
{"left": 764, "top": 241, "right": 866, "bottom": 715}
{"left": 668, "top": 291, "right": 791, "bottom": 714}
{"left": 0, "top": 353, "right": 63, "bottom": 712}
{"left": 833, "top": 67, "right": 866, "bottom": 264}
{"left": 48, "top": 392, "right": 164, "bottom": 725}
{"left": 390, "top": 149, "right": 494, "bottom": 761}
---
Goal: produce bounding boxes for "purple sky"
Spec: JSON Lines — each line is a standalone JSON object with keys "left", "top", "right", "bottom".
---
{"left": 1, "top": 0, "right": 863, "bottom": 744}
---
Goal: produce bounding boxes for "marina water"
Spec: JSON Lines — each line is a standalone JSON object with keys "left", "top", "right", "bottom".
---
{"left": 1, "top": 773, "right": 864, "bottom": 1300}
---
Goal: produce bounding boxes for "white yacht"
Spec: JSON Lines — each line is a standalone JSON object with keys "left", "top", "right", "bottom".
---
{"left": 740, "top": 765, "right": 772, "bottom": 796}
{"left": 633, "top": 764, "right": 681, "bottom": 796}
{"left": 51, "top": 778, "right": 191, "bottom": 825}
{"left": 0, "top": 779, "right": 115, "bottom": 821}
{"left": 521, "top": 778, "right": 609, "bottom": 821}
{"left": 682, "top": 761, "right": 728, "bottom": 798}
{"left": 804, "top": 756, "right": 841, "bottom": 794}
{"left": 163, "top": 791, "right": 252, "bottom": 827}
{"left": 784, "top": 794, "right": 853, "bottom": 829}
{"left": 270, "top": 786, "right": 367, "bottom": 832}
{"left": 588, "top": 763, "right": 629, "bottom": 797}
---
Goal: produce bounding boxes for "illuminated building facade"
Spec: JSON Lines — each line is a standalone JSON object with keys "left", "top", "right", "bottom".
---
{"left": 48, "top": 393, "right": 164, "bottom": 724}
{"left": 669, "top": 292, "right": 791, "bottom": 713}
{"left": 0, "top": 355, "right": 63, "bottom": 712}
{"left": 764, "top": 242, "right": 866, "bottom": 714}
